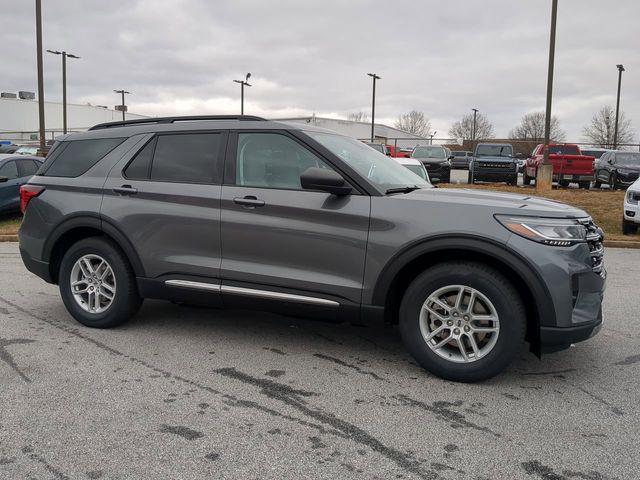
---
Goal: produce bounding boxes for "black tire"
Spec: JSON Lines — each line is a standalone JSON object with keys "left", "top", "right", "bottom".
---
{"left": 59, "top": 237, "right": 142, "bottom": 328}
{"left": 623, "top": 219, "right": 638, "bottom": 235}
{"left": 523, "top": 170, "right": 532, "bottom": 186}
{"left": 399, "top": 262, "right": 526, "bottom": 383}
{"left": 610, "top": 173, "right": 618, "bottom": 190}
{"left": 467, "top": 171, "right": 474, "bottom": 184}
{"left": 579, "top": 182, "right": 590, "bottom": 190}
{"left": 559, "top": 180, "right": 570, "bottom": 188}
{"left": 507, "top": 176, "right": 518, "bottom": 186}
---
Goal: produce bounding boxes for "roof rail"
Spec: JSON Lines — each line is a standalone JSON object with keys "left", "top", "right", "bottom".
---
{"left": 88, "top": 115, "right": 267, "bottom": 131}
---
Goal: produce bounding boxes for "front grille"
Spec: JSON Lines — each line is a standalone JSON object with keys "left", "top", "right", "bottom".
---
{"left": 579, "top": 218, "right": 605, "bottom": 277}
{"left": 477, "top": 162, "right": 515, "bottom": 169}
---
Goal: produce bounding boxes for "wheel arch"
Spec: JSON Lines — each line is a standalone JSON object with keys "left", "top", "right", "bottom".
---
{"left": 371, "top": 235, "right": 555, "bottom": 354}
{"left": 44, "top": 215, "right": 145, "bottom": 284}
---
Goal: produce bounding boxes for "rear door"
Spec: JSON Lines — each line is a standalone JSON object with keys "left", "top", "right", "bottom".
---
{"left": 219, "top": 131, "right": 370, "bottom": 309}
{"left": 101, "top": 131, "right": 227, "bottom": 281}
{"left": 0, "top": 160, "right": 20, "bottom": 211}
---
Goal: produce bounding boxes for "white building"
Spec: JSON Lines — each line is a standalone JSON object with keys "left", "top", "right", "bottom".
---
{"left": 276, "top": 115, "right": 431, "bottom": 148}
{"left": 0, "top": 95, "right": 147, "bottom": 143}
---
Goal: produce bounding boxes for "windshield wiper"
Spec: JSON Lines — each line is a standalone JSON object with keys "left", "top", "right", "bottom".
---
{"left": 385, "top": 185, "right": 422, "bottom": 195}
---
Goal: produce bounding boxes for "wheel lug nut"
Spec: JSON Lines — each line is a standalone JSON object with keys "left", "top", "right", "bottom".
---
{"left": 447, "top": 320, "right": 454, "bottom": 326}
{"left": 452, "top": 312, "right": 458, "bottom": 317}
{"left": 454, "top": 328, "right": 460, "bottom": 335}
{"left": 464, "top": 325, "right": 470, "bottom": 332}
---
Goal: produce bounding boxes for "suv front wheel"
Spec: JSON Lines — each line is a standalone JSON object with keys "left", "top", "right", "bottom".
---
{"left": 59, "top": 237, "right": 142, "bottom": 328}
{"left": 399, "top": 261, "right": 525, "bottom": 382}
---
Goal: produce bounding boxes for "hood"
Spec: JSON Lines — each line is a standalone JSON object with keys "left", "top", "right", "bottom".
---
{"left": 400, "top": 187, "right": 587, "bottom": 218}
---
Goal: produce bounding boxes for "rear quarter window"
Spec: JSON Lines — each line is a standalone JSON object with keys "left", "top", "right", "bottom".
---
{"left": 40, "top": 138, "right": 125, "bottom": 177}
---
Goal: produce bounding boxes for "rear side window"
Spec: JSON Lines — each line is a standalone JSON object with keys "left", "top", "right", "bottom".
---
{"left": 0, "top": 161, "right": 18, "bottom": 180}
{"left": 43, "top": 138, "right": 125, "bottom": 177}
{"left": 17, "top": 159, "right": 40, "bottom": 177}
{"left": 124, "top": 133, "right": 222, "bottom": 184}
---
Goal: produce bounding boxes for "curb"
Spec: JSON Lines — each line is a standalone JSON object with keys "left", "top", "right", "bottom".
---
{"left": 0, "top": 234, "right": 18, "bottom": 242}
{"left": 604, "top": 240, "right": 640, "bottom": 249}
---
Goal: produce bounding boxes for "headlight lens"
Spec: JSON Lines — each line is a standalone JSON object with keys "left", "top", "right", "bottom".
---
{"left": 628, "top": 190, "right": 639, "bottom": 205}
{"left": 495, "top": 215, "right": 586, "bottom": 246}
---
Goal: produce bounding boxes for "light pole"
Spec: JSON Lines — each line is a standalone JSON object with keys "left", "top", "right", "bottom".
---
{"left": 605, "top": 115, "right": 611, "bottom": 149}
{"left": 35, "top": 0, "right": 46, "bottom": 152}
{"left": 233, "top": 73, "right": 251, "bottom": 115}
{"left": 47, "top": 50, "right": 80, "bottom": 134}
{"left": 430, "top": 131, "right": 437, "bottom": 145}
{"left": 537, "top": 0, "right": 558, "bottom": 191}
{"left": 613, "top": 64, "right": 625, "bottom": 149}
{"left": 113, "top": 89, "right": 130, "bottom": 121}
{"left": 367, "top": 73, "right": 381, "bottom": 142}
{"left": 471, "top": 108, "right": 478, "bottom": 149}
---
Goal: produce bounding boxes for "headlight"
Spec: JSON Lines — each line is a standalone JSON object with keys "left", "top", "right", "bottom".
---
{"left": 495, "top": 215, "right": 586, "bottom": 246}
{"left": 628, "top": 190, "right": 639, "bottom": 205}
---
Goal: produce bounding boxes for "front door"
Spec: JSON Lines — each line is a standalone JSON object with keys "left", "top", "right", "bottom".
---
{"left": 220, "top": 131, "right": 370, "bottom": 307}
{"left": 0, "top": 160, "right": 20, "bottom": 212}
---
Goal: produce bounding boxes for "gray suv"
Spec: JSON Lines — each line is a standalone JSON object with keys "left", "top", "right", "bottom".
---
{"left": 18, "top": 116, "right": 605, "bottom": 382}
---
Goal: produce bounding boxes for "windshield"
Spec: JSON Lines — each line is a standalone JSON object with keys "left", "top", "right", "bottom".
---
{"left": 307, "top": 132, "right": 431, "bottom": 191}
{"left": 366, "top": 143, "right": 384, "bottom": 153}
{"left": 404, "top": 164, "right": 428, "bottom": 180}
{"left": 412, "top": 146, "right": 445, "bottom": 159}
{"left": 475, "top": 145, "right": 513, "bottom": 157}
{"left": 616, "top": 153, "right": 640, "bottom": 166}
{"left": 548, "top": 145, "right": 580, "bottom": 155}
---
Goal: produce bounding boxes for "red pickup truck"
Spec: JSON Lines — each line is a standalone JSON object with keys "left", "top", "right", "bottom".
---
{"left": 523, "top": 144, "right": 595, "bottom": 189}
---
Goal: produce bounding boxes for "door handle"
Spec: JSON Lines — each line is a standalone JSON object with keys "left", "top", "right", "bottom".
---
{"left": 233, "top": 196, "right": 265, "bottom": 207}
{"left": 113, "top": 185, "right": 138, "bottom": 195}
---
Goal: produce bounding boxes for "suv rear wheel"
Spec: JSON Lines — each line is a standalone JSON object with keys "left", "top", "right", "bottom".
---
{"left": 399, "top": 262, "right": 525, "bottom": 382}
{"left": 59, "top": 237, "right": 142, "bottom": 328}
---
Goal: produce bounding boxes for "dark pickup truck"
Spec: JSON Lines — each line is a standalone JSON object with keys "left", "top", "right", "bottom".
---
{"left": 468, "top": 143, "right": 518, "bottom": 185}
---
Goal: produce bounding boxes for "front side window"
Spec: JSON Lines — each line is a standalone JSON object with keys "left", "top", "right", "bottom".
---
{"left": 236, "top": 133, "right": 332, "bottom": 190}
{"left": 615, "top": 152, "right": 640, "bottom": 166}
{"left": 17, "top": 160, "right": 40, "bottom": 177}
{"left": 306, "top": 131, "right": 431, "bottom": 191}
{"left": 0, "top": 161, "right": 18, "bottom": 180}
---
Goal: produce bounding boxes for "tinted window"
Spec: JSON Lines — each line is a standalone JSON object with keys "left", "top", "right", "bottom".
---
{"left": 404, "top": 164, "right": 428, "bottom": 180}
{"left": 548, "top": 145, "right": 580, "bottom": 155}
{"left": 236, "top": 133, "right": 332, "bottom": 190}
{"left": 150, "top": 133, "right": 221, "bottom": 183}
{"left": 412, "top": 146, "right": 445, "bottom": 159}
{"left": 0, "top": 161, "right": 18, "bottom": 179}
{"left": 44, "top": 138, "right": 125, "bottom": 177}
{"left": 475, "top": 145, "right": 513, "bottom": 157}
{"left": 124, "top": 138, "right": 155, "bottom": 180}
{"left": 615, "top": 152, "right": 640, "bottom": 166}
{"left": 17, "top": 159, "right": 40, "bottom": 177}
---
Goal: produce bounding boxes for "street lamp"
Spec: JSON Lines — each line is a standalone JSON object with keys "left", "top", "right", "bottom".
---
{"left": 613, "top": 64, "right": 625, "bottom": 149}
{"left": 537, "top": 0, "right": 558, "bottom": 192}
{"left": 430, "top": 131, "right": 437, "bottom": 145}
{"left": 367, "top": 73, "right": 381, "bottom": 142}
{"left": 35, "top": 0, "right": 46, "bottom": 152}
{"left": 471, "top": 108, "right": 479, "bottom": 148}
{"left": 113, "top": 89, "right": 131, "bottom": 121}
{"left": 47, "top": 50, "right": 80, "bottom": 134}
{"left": 233, "top": 73, "right": 251, "bottom": 115}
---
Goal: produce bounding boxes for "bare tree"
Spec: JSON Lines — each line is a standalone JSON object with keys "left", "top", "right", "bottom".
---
{"left": 347, "top": 111, "right": 369, "bottom": 123}
{"left": 394, "top": 110, "right": 432, "bottom": 137}
{"left": 582, "top": 105, "right": 635, "bottom": 148}
{"left": 509, "top": 111, "right": 566, "bottom": 142}
{"left": 448, "top": 112, "right": 495, "bottom": 140}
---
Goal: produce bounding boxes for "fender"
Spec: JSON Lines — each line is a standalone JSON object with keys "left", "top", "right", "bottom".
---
{"left": 371, "top": 234, "right": 556, "bottom": 326}
{"left": 43, "top": 214, "right": 145, "bottom": 278}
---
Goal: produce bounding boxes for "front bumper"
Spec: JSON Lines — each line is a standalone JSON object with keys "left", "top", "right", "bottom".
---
{"left": 540, "top": 315, "right": 602, "bottom": 352}
{"left": 421, "top": 163, "right": 450, "bottom": 181}
{"left": 473, "top": 168, "right": 517, "bottom": 181}
{"left": 624, "top": 194, "right": 639, "bottom": 222}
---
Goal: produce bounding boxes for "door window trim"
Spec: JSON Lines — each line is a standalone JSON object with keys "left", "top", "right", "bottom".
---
{"left": 223, "top": 129, "right": 366, "bottom": 195}
{"left": 121, "top": 130, "right": 228, "bottom": 185}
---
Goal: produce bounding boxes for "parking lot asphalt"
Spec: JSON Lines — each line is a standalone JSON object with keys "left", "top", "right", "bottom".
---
{"left": 0, "top": 242, "right": 638, "bottom": 480}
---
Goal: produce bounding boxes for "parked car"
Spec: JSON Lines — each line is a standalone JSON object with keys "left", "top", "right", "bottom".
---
{"left": 410, "top": 145, "right": 451, "bottom": 183}
{"left": 18, "top": 115, "right": 605, "bottom": 382}
{"left": 523, "top": 144, "right": 594, "bottom": 189}
{"left": 0, "top": 154, "right": 43, "bottom": 213}
{"left": 0, "top": 144, "right": 19, "bottom": 154}
{"left": 581, "top": 148, "right": 609, "bottom": 160}
{"left": 623, "top": 177, "right": 640, "bottom": 235}
{"left": 450, "top": 151, "right": 473, "bottom": 169}
{"left": 468, "top": 143, "right": 517, "bottom": 185}
{"left": 394, "top": 157, "right": 430, "bottom": 182}
{"left": 387, "top": 145, "right": 410, "bottom": 158}
{"left": 15, "top": 145, "right": 40, "bottom": 155}
{"left": 594, "top": 151, "right": 640, "bottom": 189}
{"left": 514, "top": 153, "right": 527, "bottom": 173}
{"left": 364, "top": 142, "right": 390, "bottom": 156}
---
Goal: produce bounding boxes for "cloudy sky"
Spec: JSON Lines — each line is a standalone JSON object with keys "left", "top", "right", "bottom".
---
{"left": 3, "top": 0, "right": 639, "bottom": 140}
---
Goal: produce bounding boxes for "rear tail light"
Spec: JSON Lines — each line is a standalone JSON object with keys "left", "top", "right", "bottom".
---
{"left": 20, "top": 185, "right": 45, "bottom": 213}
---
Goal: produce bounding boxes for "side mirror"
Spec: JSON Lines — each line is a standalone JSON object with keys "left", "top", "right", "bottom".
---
{"left": 0, "top": 176, "right": 8, "bottom": 183}
{"left": 300, "top": 167, "right": 352, "bottom": 196}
